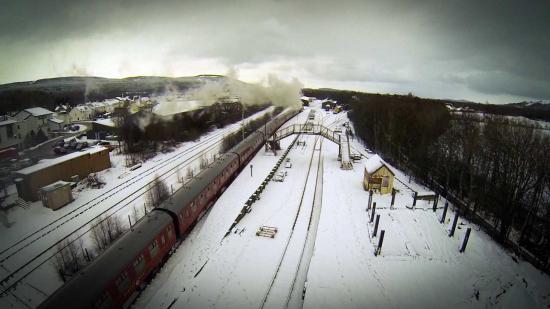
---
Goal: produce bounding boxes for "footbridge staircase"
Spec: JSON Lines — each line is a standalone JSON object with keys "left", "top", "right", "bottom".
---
{"left": 268, "top": 123, "right": 353, "bottom": 170}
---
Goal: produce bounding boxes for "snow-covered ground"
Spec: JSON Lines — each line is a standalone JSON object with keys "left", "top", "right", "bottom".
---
{"left": 136, "top": 101, "right": 550, "bottom": 309}
{"left": 0, "top": 108, "right": 275, "bottom": 308}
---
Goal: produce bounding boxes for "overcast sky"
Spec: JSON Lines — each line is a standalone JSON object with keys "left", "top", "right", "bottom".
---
{"left": 1, "top": 0, "right": 549, "bottom": 103}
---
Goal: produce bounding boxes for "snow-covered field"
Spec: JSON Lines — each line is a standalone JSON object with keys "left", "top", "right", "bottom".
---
{"left": 136, "top": 102, "right": 550, "bottom": 309}
{"left": 0, "top": 108, "right": 275, "bottom": 308}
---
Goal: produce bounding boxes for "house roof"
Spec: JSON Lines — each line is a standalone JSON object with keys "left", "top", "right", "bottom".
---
{"left": 24, "top": 107, "right": 53, "bottom": 117}
{"left": 40, "top": 180, "right": 71, "bottom": 192}
{"left": 48, "top": 118, "right": 64, "bottom": 124}
{"left": 16, "top": 147, "right": 108, "bottom": 175}
{"left": 0, "top": 119, "right": 17, "bottom": 126}
{"left": 364, "top": 154, "right": 395, "bottom": 175}
{"left": 73, "top": 105, "right": 91, "bottom": 111}
{"left": 93, "top": 118, "right": 115, "bottom": 127}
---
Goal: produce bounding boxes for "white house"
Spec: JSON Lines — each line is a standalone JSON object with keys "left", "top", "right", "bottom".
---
{"left": 48, "top": 118, "right": 65, "bottom": 132}
{"left": 15, "top": 107, "right": 54, "bottom": 139}
{"left": 0, "top": 116, "right": 19, "bottom": 149}
{"left": 54, "top": 105, "right": 71, "bottom": 124}
{"left": 69, "top": 105, "right": 93, "bottom": 122}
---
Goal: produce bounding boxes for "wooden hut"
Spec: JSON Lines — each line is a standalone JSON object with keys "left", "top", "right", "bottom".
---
{"left": 363, "top": 154, "right": 395, "bottom": 194}
{"left": 40, "top": 181, "right": 73, "bottom": 210}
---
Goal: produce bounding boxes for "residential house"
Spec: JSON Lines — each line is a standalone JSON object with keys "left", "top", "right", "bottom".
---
{"left": 0, "top": 116, "right": 19, "bottom": 150}
{"left": 54, "top": 105, "right": 71, "bottom": 124}
{"left": 69, "top": 105, "right": 93, "bottom": 122}
{"left": 15, "top": 107, "right": 54, "bottom": 139}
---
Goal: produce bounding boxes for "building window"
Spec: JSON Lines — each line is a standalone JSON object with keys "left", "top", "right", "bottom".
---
{"left": 382, "top": 176, "right": 389, "bottom": 187}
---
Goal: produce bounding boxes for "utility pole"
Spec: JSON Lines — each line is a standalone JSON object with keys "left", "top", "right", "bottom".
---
{"left": 241, "top": 105, "right": 245, "bottom": 141}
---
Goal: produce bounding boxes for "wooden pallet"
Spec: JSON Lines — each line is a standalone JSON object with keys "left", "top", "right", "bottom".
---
{"left": 256, "top": 226, "right": 278, "bottom": 238}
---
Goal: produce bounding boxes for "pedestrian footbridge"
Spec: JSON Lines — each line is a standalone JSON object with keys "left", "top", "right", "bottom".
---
{"left": 268, "top": 123, "right": 353, "bottom": 170}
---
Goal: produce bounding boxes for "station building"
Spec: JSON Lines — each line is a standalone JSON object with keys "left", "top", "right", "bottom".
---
{"left": 14, "top": 147, "right": 111, "bottom": 201}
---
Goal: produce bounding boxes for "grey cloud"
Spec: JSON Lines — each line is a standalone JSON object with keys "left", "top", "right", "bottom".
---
{"left": 1, "top": 0, "right": 549, "bottom": 102}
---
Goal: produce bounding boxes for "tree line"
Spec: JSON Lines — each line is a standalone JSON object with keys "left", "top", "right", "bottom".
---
{"left": 118, "top": 103, "right": 269, "bottom": 166}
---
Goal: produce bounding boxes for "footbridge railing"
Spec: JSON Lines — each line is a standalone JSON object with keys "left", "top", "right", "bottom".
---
{"left": 271, "top": 124, "right": 341, "bottom": 144}
{"left": 270, "top": 123, "right": 353, "bottom": 170}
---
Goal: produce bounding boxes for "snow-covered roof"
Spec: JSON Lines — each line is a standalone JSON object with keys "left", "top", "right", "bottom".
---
{"left": 55, "top": 105, "right": 69, "bottom": 112}
{"left": 48, "top": 118, "right": 64, "bottom": 124}
{"left": 16, "top": 147, "right": 108, "bottom": 175}
{"left": 364, "top": 154, "right": 394, "bottom": 175}
{"left": 94, "top": 118, "right": 115, "bottom": 127}
{"left": 40, "top": 180, "right": 71, "bottom": 192}
{"left": 24, "top": 107, "right": 53, "bottom": 117}
{"left": 152, "top": 98, "right": 207, "bottom": 116}
{"left": 88, "top": 102, "right": 106, "bottom": 108}
{"left": 0, "top": 119, "right": 17, "bottom": 126}
{"left": 417, "top": 190, "right": 436, "bottom": 197}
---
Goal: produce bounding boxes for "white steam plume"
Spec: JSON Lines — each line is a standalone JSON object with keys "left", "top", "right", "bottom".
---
{"left": 154, "top": 70, "right": 303, "bottom": 117}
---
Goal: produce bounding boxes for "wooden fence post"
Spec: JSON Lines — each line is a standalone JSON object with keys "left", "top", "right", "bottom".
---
{"left": 441, "top": 201, "right": 449, "bottom": 223}
{"left": 375, "top": 230, "right": 385, "bottom": 256}
{"left": 373, "top": 214, "right": 380, "bottom": 237}
{"left": 449, "top": 211, "right": 459, "bottom": 237}
{"left": 460, "top": 228, "right": 472, "bottom": 253}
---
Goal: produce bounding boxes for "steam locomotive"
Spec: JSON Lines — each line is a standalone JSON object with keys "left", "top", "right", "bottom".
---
{"left": 39, "top": 109, "right": 298, "bottom": 309}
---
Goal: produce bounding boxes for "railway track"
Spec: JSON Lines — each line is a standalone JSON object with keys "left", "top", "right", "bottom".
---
{"left": 0, "top": 108, "right": 275, "bottom": 297}
{"left": 260, "top": 134, "right": 323, "bottom": 309}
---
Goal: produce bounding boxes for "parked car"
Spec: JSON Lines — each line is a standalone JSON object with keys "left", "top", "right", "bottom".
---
{"left": 54, "top": 146, "right": 67, "bottom": 155}
{"left": 76, "top": 141, "right": 88, "bottom": 150}
{"left": 67, "top": 139, "right": 77, "bottom": 149}
{"left": 54, "top": 139, "right": 65, "bottom": 147}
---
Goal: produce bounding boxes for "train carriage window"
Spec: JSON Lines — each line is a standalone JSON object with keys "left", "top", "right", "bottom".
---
{"left": 93, "top": 291, "right": 112, "bottom": 309}
{"left": 149, "top": 240, "right": 159, "bottom": 257}
{"left": 115, "top": 272, "right": 130, "bottom": 293}
{"left": 133, "top": 254, "right": 146, "bottom": 274}
{"left": 161, "top": 235, "right": 166, "bottom": 245}
{"left": 191, "top": 202, "right": 197, "bottom": 213}
{"left": 168, "top": 225, "right": 173, "bottom": 236}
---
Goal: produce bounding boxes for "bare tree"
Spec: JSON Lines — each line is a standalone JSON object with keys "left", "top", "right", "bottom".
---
{"left": 52, "top": 238, "right": 86, "bottom": 282}
{"left": 145, "top": 175, "right": 170, "bottom": 210}
{"left": 186, "top": 166, "right": 194, "bottom": 181}
{"left": 90, "top": 215, "right": 125, "bottom": 253}
{"left": 131, "top": 205, "right": 141, "bottom": 225}
{"left": 199, "top": 155, "right": 209, "bottom": 170}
